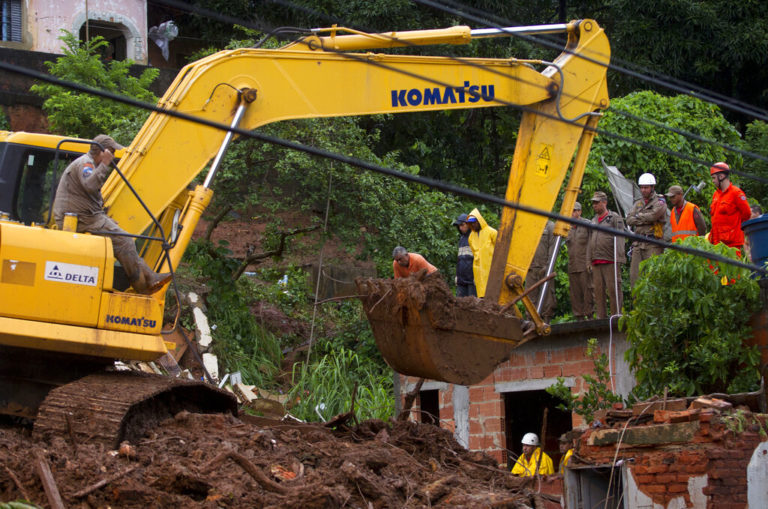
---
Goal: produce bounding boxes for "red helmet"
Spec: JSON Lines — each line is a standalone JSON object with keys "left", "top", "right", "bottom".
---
{"left": 710, "top": 162, "right": 730, "bottom": 175}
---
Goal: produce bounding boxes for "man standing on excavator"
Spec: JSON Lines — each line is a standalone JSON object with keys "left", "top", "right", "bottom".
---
{"left": 52, "top": 135, "right": 172, "bottom": 295}
{"left": 626, "top": 172, "right": 666, "bottom": 286}
{"left": 467, "top": 208, "right": 497, "bottom": 298}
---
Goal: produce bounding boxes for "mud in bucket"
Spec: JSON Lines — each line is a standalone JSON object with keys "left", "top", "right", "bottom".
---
{"left": 744, "top": 214, "right": 768, "bottom": 274}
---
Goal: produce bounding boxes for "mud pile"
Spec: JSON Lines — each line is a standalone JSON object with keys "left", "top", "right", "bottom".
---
{"left": 0, "top": 413, "right": 547, "bottom": 508}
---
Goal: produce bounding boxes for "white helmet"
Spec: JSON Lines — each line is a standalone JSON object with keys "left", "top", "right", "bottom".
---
{"left": 521, "top": 432, "right": 540, "bottom": 446}
{"left": 638, "top": 173, "right": 656, "bottom": 186}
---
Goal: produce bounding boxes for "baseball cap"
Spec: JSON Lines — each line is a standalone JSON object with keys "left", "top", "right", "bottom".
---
{"left": 452, "top": 213, "right": 468, "bottom": 226}
{"left": 665, "top": 185, "right": 683, "bottom": 197}
{"left": 573, "top": 201, "right": 582, "bottom": 211}
{"left": 92, "top": 134, "right": 124, "bottom": 152}
{"left": 466, "top": 216, "right": 478, "bottom": 223}
{"left": 591, "top": 191, "right": 607, "bottom": 202}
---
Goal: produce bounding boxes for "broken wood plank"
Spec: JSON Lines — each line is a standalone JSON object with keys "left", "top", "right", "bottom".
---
{"left": 34, "top": 450, "right": 65, "bottom": 509}
{"left": 201, "top": 451, "right": 286, "bottom": 494}
{"left": 73, "top": 466, "right": 138, "bottom": 498}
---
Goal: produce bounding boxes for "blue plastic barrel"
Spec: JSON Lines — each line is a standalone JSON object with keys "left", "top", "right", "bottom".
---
{"left": 744, "top": 214, "right": 768, "bottom": 267}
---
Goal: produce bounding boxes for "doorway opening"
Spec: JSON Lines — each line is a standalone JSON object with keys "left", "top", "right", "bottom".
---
{"left": 503, "top": 389, "right": 572, "bottom": 469}
{"left": 419, "top": 389, "right": 439, "bottom": 426}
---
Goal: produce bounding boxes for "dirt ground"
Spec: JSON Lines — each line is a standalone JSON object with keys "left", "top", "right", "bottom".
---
{"left": 0, "top": 413, "right": 550, "bottom": 508}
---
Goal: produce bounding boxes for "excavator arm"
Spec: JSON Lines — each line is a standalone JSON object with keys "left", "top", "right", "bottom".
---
{"left": 0, "top": 20, "right": 609, "bottom": 411}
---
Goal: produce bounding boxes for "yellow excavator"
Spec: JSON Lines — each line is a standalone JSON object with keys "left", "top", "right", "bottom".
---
{"left": 0, "top": 20, "right": 609, "bottom": 443}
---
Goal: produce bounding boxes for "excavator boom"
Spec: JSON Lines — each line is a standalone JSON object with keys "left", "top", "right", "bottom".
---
{"left": 0, "top": 20, "right": 609, "bottom": 428}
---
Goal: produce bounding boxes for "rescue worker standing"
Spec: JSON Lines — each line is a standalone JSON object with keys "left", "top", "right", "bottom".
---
{"left": 709, "top": 162, "right": 752, "bottom": 254}
{"left": 511, "top": 433, "right": 554, "bottom": 477}
{"left": 453, "top": 214, "right": 476, "bottom": 297}
{"left": 587, "top": 192, "right": 626, "bottom": 319}
{"left": 566, "top": 202, "right": 594, "bottom": 320}
{"left": 52, "top": 135, "right": 172, "bottom": 295}
{"left": 392, "top": 246, "right": 437, "bottom": 278}
{"left": 666, "top": 185, "right": 706, "bottom": 242}
{"left": 467, "top": 208, "right": 497, "bottom": 298}
{"left": 626, "top": 173, "right": 666, "bottom": 286}
{"left": 526, "top": 220, "right": 557, "bottom": 322}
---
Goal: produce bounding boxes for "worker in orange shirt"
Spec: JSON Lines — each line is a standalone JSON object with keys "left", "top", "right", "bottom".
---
{"left": 392, "top": 246, "right": 438, "bottom": 278}
{"left": 709, "top": 162, "right": 752, "bottom": 254}
{"left": 666, "top": 185, "right": 706, "bottom": 242}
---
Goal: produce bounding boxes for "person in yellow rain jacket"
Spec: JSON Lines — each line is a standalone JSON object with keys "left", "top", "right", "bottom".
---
{"left": 511, "top": 433, "right": 554, "bottom": 477}
{"left": 466, "top": 208, "right": 497, "bottom": 298}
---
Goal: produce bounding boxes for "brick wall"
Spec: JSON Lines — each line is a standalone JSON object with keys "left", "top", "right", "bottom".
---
{"left": 578, "top": 412, "right": 767, "bottom": 508}
{"left": 401, "top": 319, "right": 633, "bottom": 466}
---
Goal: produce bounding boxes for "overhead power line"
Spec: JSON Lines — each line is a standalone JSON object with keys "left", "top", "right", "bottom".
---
{"left": 1, "top": 58, "right": 763, "bottom": 276}
{"left": 156, "top": 0, "right": 768, "bottom": 186}
{"left": 417, "top": 0, "right": 768, "bottom": 124}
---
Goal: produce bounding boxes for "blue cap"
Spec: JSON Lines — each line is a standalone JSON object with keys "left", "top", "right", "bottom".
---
{"left": 453, "top": 213, "right": 468, "bottom": 226}
{"left": 466, "top": 216, "right": 478, "bottom": 223}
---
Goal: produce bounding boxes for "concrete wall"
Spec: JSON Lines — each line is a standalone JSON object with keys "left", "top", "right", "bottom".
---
{"left": 1, "top": 1, "right": 148, "bottom": 63}
{"left": 400, "top": 319, "right": 634, "bottom": 465}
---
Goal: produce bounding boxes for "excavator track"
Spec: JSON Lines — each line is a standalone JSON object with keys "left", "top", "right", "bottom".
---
{"left": 357, "top": 272, "right": 532, "bottom": 385}
{"left": 33, "top": 371, "right": 238, "bottom": 448}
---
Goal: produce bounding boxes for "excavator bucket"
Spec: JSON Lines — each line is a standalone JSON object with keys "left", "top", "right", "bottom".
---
{"left": 356, "top": 272, "right": 532, "bottom": 385}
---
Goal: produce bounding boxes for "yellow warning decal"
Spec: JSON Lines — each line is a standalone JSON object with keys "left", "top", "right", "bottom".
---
{"left": 536, "top": 144, "right": 553, "bottom": 177}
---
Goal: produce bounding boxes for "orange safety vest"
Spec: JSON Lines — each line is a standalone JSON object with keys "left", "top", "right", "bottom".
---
{"left": 670, "top": 201, "right": 699, "bottom": 242}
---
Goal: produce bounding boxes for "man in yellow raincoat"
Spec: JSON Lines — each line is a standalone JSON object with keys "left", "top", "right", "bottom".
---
{"left": 511, "top": 433, "right": 554, "bottom": 477}
{"left": 466, "top": 208, "right": 497, "bottom": 298}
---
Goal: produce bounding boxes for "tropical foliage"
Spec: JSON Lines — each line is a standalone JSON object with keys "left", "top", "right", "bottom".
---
{"left": 30, "top": 31, "right": 158, "bottom": 142}
{"left": 622, "top": 236, "right": 761, "bottom": 398}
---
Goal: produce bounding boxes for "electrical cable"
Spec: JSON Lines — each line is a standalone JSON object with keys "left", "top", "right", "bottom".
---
{"left": 2, "top": 57, "right": 763, "bottom": 278}
{"left": 417, "top": 0, "right": 768, "bottom": 124}
{"left": 158, "top": 0, "right": 768, "bottom": 186}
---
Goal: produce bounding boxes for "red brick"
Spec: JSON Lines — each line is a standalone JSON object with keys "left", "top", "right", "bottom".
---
{"left": 562, "top": 360, "right": 596, "bottom": 377}
{"left": 469, "top": 386, "right": 484, "bottom": 400}
{"left": 508, "top": 352, "right": 529, "bottom": 366}
{"left": 506, "top": 367, "right": 528, "bottom": 381}
{"left": 666, "top": 484, "right": 687, "bottom": 493}
{"left": 533, "top": 350, "right": 549, "bottom": 365}
{"left": 550, "top": 348, "right": 568, "bottom": 364}
{"left": 480, "top": 418, "right": 503, "bottom": 433}
{"left": 644, "top": 464, "right": 669, "bottom": 474}
{"left": 564, "top": 345, "right": 588, "bottom": 362}
{"left": 543, "top": 364, "right": 562, "bottom": 378}
{"left": 643, "top": 485, "right": 667, "bottom": 494}
{"left": 632, "top": 474, "right": 656, "bottom": 484}
{"left": 655, "top": 473, "right": 676, "bottom": 484}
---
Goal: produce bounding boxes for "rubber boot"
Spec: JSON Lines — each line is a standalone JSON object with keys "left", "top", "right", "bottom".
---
{"left": 142, "top": 271, "right": 173, "bottom": 295}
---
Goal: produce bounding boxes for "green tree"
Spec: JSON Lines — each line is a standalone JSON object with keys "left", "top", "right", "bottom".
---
{"left": 583, "top": 90, "right": 742, "bottom": 212}
{"left": 31, "top": 31, "right": 159, "bottom": 141}
{"left": 622, "top": 236, "right": 761, "bottom": 398}
{"left": 743, "top": 120, "right": 768, "bottom": 210}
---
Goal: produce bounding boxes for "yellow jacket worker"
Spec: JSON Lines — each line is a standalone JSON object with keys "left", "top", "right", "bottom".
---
{"left": 466, "top": 208, "right": 497, "bottom": 298}
{"left": 511, "top": 433, "right": 554, "bottom": 477}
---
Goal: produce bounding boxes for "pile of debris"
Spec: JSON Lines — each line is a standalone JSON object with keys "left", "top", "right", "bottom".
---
{"left": 0, "top": 413, "right": 554, "bottom": 508}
